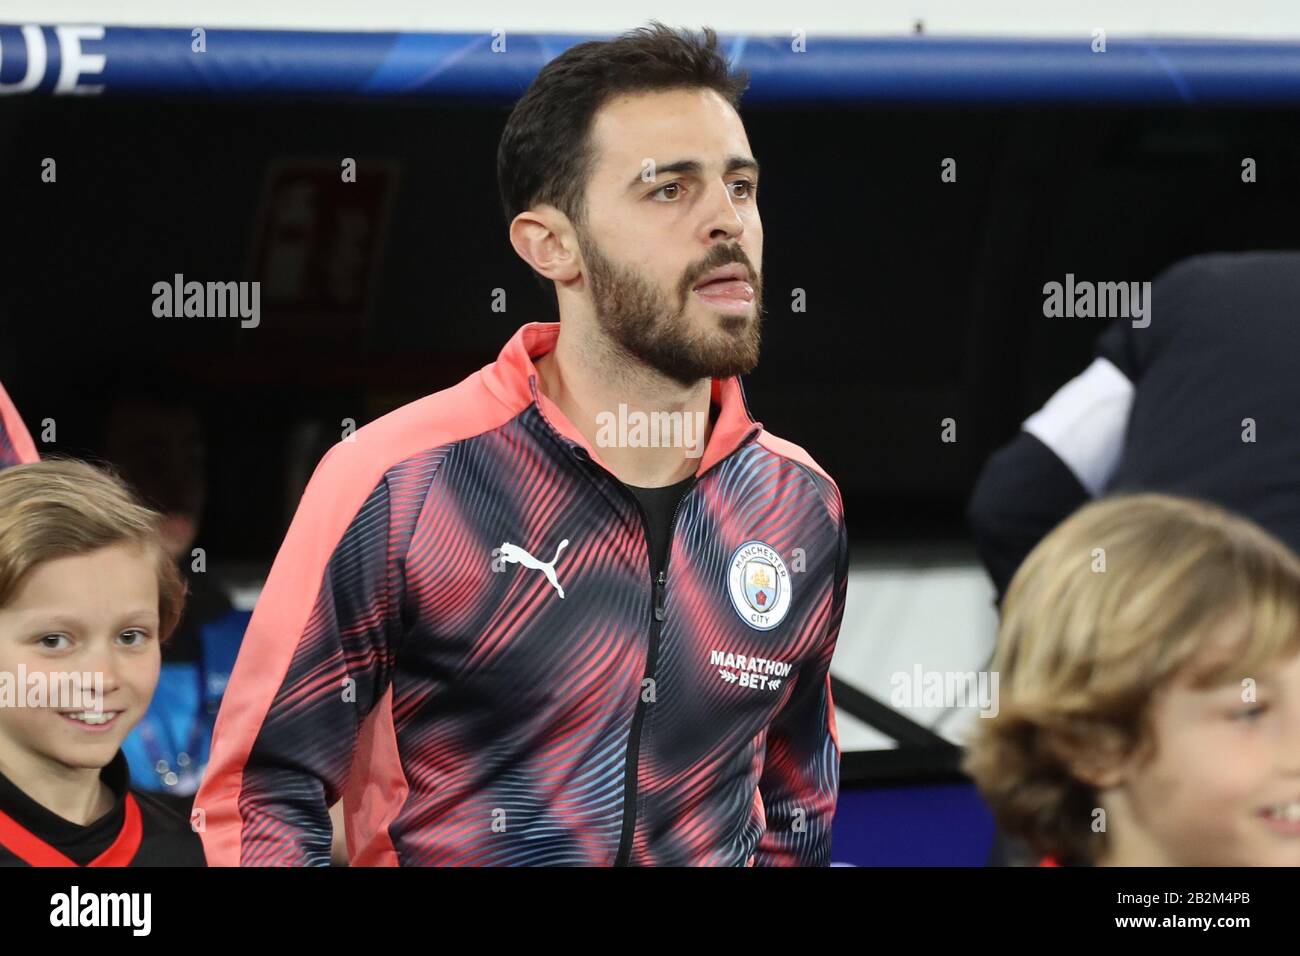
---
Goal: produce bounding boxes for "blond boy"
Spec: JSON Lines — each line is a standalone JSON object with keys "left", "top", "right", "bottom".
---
{"left": 0, "top": 460, "right": 203, "bottom": 866}
{"left": 966, "top": 493, "right": 1300, "bottom": 866}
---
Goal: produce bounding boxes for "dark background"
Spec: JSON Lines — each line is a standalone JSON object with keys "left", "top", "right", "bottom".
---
{"left": 2, "top": 95, "right": 1296, "bottom": 567}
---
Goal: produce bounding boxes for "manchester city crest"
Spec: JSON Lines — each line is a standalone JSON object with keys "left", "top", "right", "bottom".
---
{"left": 727, "top": 540, "right": 792, "bottom": 630}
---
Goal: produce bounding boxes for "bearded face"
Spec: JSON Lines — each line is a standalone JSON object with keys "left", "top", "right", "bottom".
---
{"left": 577, "top": 225, "right": 763, "bottom": 388}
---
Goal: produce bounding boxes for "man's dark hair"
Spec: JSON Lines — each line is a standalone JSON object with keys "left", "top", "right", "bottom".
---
{"left": 497, "top": 22, "right": 750, "bottom": 292}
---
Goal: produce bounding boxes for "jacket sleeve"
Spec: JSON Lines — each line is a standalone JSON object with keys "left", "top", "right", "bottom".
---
{"left": 967, "top": 431, "right": 1090, "bottom": 604}
{"left": 753, "top": 504, "right": 847, "bottom": 867}
{"left": 0, "top": 379, "right": 39, "bottom": 467}
{"left": 968, "top": 326, "right": 1141, "bottom": 603}
{"left": 193, "top": 444, "right": 410, "bottom": 866}
{"left": 967, "top": 255, "right": 1207, "bottom": 600}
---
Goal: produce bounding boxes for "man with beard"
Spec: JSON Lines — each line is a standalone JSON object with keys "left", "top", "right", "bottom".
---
{"left": 197, "top": 22, "right": 848, "bottom": 867}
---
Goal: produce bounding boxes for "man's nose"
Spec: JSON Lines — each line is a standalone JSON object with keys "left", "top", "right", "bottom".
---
{"left": 699, "top": 180, "right": 746, "bottom": 240}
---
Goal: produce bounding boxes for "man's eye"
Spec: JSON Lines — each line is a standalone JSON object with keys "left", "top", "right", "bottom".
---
{"left": 38, "top": 634, "right": 70, "bottom": 650}
{"left": 651, "top": 180, "right": 757, "bottom": 202}
{"left": 1233, "top": 704, "right": 1269, "bottom": 721}
{"left": 731, "top": 179, "right": 757, "bottom": 199}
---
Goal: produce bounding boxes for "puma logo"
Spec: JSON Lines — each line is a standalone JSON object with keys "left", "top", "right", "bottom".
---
{"left": 498, "top": 539, "right": 570, "bottom": 598}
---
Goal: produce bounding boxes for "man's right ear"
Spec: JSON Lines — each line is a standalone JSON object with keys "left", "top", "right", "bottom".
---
{"left": 508, "top": 206, "right": 580, "bottom": 285}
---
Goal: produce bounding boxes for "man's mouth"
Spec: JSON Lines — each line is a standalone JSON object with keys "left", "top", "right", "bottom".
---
{"left": 692, "top": 264, "right": 750, "bottom": 289}
{"left": 692, "top": 266, "right": 755, "bottom": 311}
{"left": 695, "top": 279, "right": 753, "bottom": 296}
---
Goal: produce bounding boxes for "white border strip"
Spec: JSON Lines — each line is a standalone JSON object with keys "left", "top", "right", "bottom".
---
{"left": 11, "top": 2, "right": 1300, "bottom": 39}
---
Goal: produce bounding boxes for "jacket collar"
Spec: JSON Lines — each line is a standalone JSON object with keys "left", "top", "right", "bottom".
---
{"left": 483, "top": 322, "right": 762, "bottom": 476}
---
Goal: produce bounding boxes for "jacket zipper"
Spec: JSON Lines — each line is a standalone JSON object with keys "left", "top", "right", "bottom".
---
{"left": 613, "top": 480, "right": 693, "bottom": 866}
{"left": 609, "top": 421, "right": 763, "bottom": 865}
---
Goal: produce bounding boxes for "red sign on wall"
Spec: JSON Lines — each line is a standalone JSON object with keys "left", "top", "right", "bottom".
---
{"left": 247, "top": 158, "right": 399, "bottom": 347}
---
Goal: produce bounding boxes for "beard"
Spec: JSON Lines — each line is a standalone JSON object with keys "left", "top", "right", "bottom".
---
{"left": 577, "top": 227, "right": 763, "bottom": 388}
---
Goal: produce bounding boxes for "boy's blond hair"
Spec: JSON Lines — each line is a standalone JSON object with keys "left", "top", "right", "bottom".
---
{"left": 964, "top": 493, "right": 1300, "bottom": 863}
{"left": 0, "top": 459, "right": 187, "bottom": 638}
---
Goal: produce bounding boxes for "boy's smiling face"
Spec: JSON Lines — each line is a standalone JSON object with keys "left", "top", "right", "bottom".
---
{"left": 0, "top": 542, "right": 162, "bottom": 778}
{"left": 1102, "top": 631, "right": 1300, "bottom": 866}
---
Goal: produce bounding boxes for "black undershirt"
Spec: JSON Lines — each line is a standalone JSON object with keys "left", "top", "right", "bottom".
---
{"left": 0, "top": 751, "right": 206, "bottom": 866}
{"left": 620, "top": 400, "right": 716, "bottom": 576}
{"left": 624, "top": 474, "right": 695, "bottom": 576}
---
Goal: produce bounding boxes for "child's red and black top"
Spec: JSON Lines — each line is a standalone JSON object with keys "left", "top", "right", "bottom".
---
{"left": 0, "top": 751, "right": 206, "bottom": 867}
